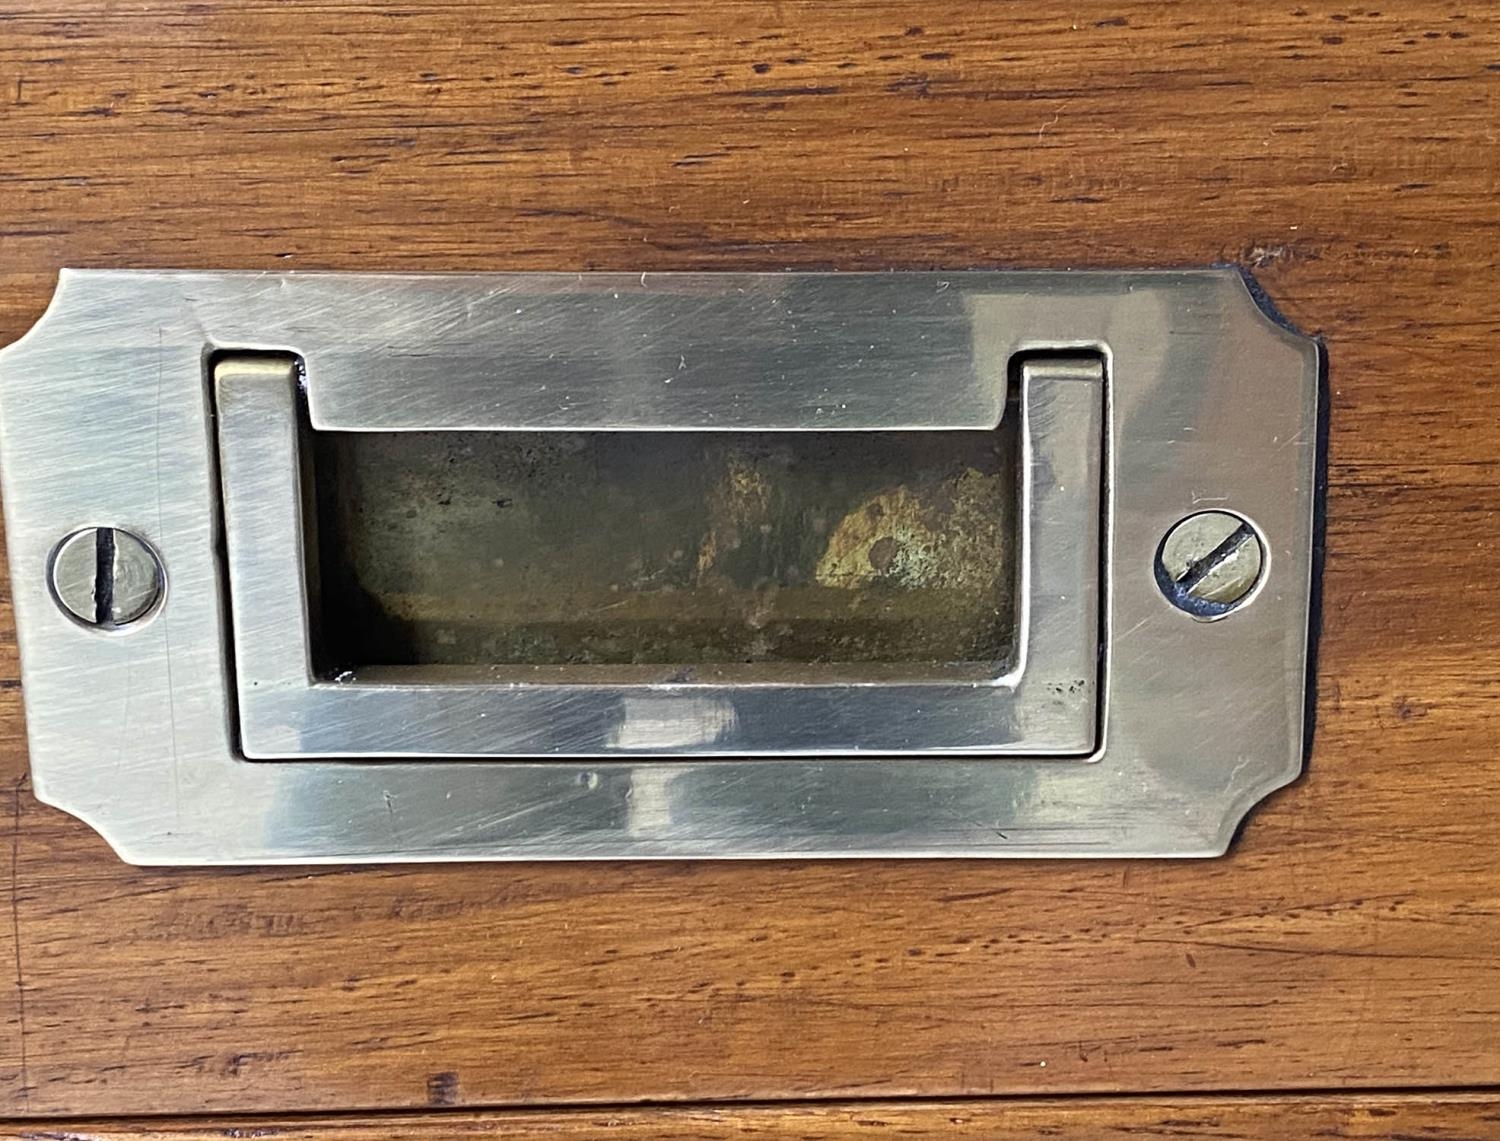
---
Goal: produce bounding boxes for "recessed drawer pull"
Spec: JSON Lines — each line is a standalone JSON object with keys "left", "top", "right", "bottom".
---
{"left": 0, "top": 269, "right": 1320, "bottom": 863}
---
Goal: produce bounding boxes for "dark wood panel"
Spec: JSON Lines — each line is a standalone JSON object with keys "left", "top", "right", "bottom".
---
{"left": 4, "top": 1095, "right": 1500, "bottom": 1141}
{"left": 2, "top": 0, "right": 1499, "bottom": 1117}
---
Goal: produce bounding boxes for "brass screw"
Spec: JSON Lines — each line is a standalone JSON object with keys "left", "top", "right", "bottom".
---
{"left": 49, "top": 527, "right": 164, "bottom": 629}
{"left": 1155, "top": 511, "right": 1264, "bottom": 619}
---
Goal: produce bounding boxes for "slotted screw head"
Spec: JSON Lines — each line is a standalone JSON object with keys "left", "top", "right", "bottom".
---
{"left": 1155, "top": 511, "right": 1264, "bottom": 619}
{"left": 49, "top": 527, "right": 164, "bottom": 629}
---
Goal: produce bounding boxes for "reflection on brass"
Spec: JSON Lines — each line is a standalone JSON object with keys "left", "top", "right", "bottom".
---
{"left": 312, "top": 423, "right": 1018, "bottom": 675}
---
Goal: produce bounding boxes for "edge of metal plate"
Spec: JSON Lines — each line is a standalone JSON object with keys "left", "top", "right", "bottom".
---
{"left": 0, "top": 269, "right": 1320, "bottom": 863}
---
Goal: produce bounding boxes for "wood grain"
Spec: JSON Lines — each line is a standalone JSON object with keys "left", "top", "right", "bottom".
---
{"left": 2, "top": 0, "right": 1499, "bottom": 1118}
{"left": 5, "top": 1094, "right": 1500, "bottom": 1141}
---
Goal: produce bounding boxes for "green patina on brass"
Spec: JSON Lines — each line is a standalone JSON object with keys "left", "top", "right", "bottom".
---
{"left": 311, "top": 417, "right": 1018, "bottom": 677}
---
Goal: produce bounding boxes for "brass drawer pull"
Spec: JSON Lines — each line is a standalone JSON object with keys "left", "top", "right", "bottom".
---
{"left": 0, "top": 269, "right": 1319, "bottom": 862}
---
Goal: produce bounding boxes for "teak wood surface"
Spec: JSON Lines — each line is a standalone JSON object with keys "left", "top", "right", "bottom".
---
{"left": 0, "top": 0, "right": 1497, "bottom": 1134}
{"left": 3, "top": 1095, "right": 1500, "bottom": 1141}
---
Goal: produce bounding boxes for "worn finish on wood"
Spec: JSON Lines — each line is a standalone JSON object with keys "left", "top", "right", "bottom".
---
{"left": 1, "top": 0, "right": 1499, "bottom": 1118}
{"left": 4, "top": 1095, "right": 1500, "bottom": 1141}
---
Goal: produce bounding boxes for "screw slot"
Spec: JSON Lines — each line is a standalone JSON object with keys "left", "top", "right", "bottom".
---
{"left": 49, "top": 527, "right": 164, "bottom": 630}
{"left": 1155, "top": 511, "right": 1264, "bottom": 619}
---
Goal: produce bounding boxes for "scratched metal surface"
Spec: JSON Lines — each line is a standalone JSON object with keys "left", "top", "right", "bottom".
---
{"left": 217, "top": 350, "right": 1099, "bottom": 759}
{"left": 0, "top": 269, "right": 1317, "bottom": 862}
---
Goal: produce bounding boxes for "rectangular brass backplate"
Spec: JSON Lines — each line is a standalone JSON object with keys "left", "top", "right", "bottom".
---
{"left": 0, "top": 270, "right": 1319, "bottom": 862}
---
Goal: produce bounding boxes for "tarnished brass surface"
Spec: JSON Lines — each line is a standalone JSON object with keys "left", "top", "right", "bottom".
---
{"left": 312, "top": 422, "right": 1017, "bottom": 677}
